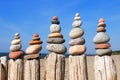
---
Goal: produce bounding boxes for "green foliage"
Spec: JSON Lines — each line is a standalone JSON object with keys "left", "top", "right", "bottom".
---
{"left": 112, "top": 50, "right": 120, "bottom": 55}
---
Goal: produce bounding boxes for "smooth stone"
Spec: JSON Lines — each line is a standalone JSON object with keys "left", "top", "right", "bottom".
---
{"left": 75, "top": 13, "right": 80, "bottom": 17}
{"left": 72, "top": 20, "right": 82, "bottom": 27}
{"left": 96, "top": 49, "right": 112, "bottom": 56}
{"left": 14, "top": 36, "right": 20, "bottom": 39}
{"left": 15, "top": 33, "right": 20, "bottom": 36}
{"left": 47, "top": 38, "right": 65, "bottom": 44}
{"left": 34, "top": 34, "right": 39, "bottom": 37}
{"left": 32, "top": 37, "right": 40, "bottom": 40}
{"left": 95, "top": 43, "right": 111, "bottom": 49}
{"left": 74, "top": 17, "right": 80, "bottom": 20}
{"left": 51, "top": 20, "right": 60, "bottom": 24}
{"left": 9, "top": 50, "right": 24, "bottom": 59}
{"left": 11, "top": 39, "right": 21, "bottom": 45}
{"left": 99, "top": 18, "right": 105, "bottom": 23}
{"left": 98, "top": 22, "right": 106, "bottom": 27}
{"left": 24, "top": 54, "right": 39, "bottom": 60}
{"left": 46, "top": 44, "right": 66, "bottom": 54}
{"left": 48, "top": 33, "right": 63, "bottom": 38}
{"left": 52, "top": 16, "right": 58, "bottom": 20}
{"left": 10, "top": 44, "right": 22, "bottom": 51}
{"left": 97, "top": 27, "right": 106, "bottom": 32}
{"left": 29, "top": 40, "right": 43, "bottom": 45}
{"left": 50, "top": 24, "right": 61, "bottom": 33}
{"left": 69, "top": 45, "right": 86, "bottom": 55}
{"left": 69, "top": 28, "right": 84, "bottom": 39}
{"left": 69, "top": 37, "right": 85, "bottom": 46}
{"left": 26, "top": 45, "right": 42, "bottom": 54}
{"left": 93, "top": 32, "right": 110, "bottom": 44}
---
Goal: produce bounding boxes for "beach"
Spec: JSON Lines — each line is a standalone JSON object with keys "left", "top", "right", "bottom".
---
{"left": 40, "top": 55, "right": 120, "bottom": 80}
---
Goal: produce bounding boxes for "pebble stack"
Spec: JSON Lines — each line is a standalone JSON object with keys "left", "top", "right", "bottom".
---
{"left": 24, "top": 34, "right": 43, "bottom": 60}
{"left": 9, "top": 33, "right": 24, "bottom": 59}
{"left": 93, "top": 18, "right": 112, "bottom": 56}
{"left": 46, "top": 16, "right": 66, "bottom": 54}
{"left": 69, "top": 13, "right": 86, "bottom": 55}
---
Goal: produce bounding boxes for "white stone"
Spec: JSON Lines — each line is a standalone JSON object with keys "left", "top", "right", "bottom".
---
{"left": 10, "top": 44, "right": 22, "bottom": 51}
{"left": 50, "top": 24, "right": 61, "bottom": 33}
{"left": 72, "top": 20, "right": 82, "bottom": 27}
{"left": 15, "top": 33, "right": 20, "bottom": 36}
{"left": 11, "top": 39, "right": 21, "bottom": 45}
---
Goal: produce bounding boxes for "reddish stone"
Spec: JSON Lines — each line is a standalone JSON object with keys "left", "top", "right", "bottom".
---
{"left": 97, "top": 27, "right": 106, "bottom": 32}
{"left": 52, "top": 16, "right": 58, "bottom": 20}
{"left": 29, "top": 40, "right": 43, "bottom": 45}
{"left": 34, "top": 34, "right": 39, "bottom": 37}
{"left": 95, "top": 43, "right": 111, "bottom": 49}
{"left": 24, "top": 54, "right": 39, "bottom": 60}
{"left": 99, "top": 18, "right": 105, "bottom": 23}
{"left": 9, "top": 50, "right": 24, "bottom": 59}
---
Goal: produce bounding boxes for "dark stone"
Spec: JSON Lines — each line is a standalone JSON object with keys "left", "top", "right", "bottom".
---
{"left": 51, "top": 20, "right": 60, "bottom": 24}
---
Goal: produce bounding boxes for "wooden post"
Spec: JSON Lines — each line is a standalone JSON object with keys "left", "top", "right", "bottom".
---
{"left": 94, "top": 55, "right": 117, "bottom": 80}
{"left": 69, "top": 54, "right": 88, "bottom": 80}
{"left": 0, "top": 56, "right": 7, "bottom": 80}
{"left": 8, "top": 59, "right": 23, "bottom": 80}
{"left": 44, "top": 52, "right": 65, "bottom": 80}
{"left": 24, "top": 59, "right": 40, "bottom": 80}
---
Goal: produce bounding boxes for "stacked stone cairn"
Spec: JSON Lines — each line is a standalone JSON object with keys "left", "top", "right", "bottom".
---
{"left": 93, "top": 18, "right": 112, "bottom": 56}
{"left": 46, "top": 16, "right": 66, "bottom": 54}
{"left": 24, "top": 34, "right": 42, "bottom": 60}
{"left": 9, "top": 33, "right": 24, "bottom": 59}
{"left": 69, "top": 13, "right": 86, "bottom": 55}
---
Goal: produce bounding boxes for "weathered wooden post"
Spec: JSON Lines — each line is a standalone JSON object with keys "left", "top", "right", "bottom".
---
{"left": 8, "top": 33, "right": 24, "bottom": 80}
{"left": 24, "top": 34, "right": 42, "bottom": 80}
{"left": 93, "top": 18, "right": 117, "bottom": 80}
{"left": 44, "top": 16, "right": 66, "bottom": 80}
{"left": 0, "top": 56, "right": 7, "bottom": 80}
{"left": 68, "top": 13, "right": 88, "bottom": 80}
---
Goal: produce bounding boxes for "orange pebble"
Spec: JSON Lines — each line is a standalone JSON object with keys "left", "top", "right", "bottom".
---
{"left": 34, "top": 34, "right": 39, "bottom": 37}
{"left": 53, "top": 16, "right": 58, "bottom": 20}
{"left": 99, "top": 18, "right": 105, "bottom": 23}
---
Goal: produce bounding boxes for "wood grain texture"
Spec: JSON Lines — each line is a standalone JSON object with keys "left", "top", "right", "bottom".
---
{"left": 44, "top": 52, "right": 65, "bottom": 80}
{"left": 24, "top": 59, "right": 40, "bottom": 80}
{"left": 69, "top": 54, "right": 88, "bottom": 80}
{"left": 94, "top": 55, "right": 117, "bottom": 80}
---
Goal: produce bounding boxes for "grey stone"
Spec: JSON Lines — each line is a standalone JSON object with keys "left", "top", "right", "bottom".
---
{"left": 69, "top": 37, "right": 85, "bottom": 46}
{"left": 50, "top": 24, "right": 61, "bottom": 33}
{"left": 10, "top": 44, "right": 22, "bottom": 51}
{"left": 69, "top": 28, "right": 84, "bottom": 39}
{"left": 72, "top": 20, "right": 82, "bottom": 27}
{"left": 47, "top": 38, "right": 65, "bottom": 44}
{"left": 51, "top": 20, "right": 60, "bottom": 24}
{"left": 96, "top": 49, "right": 112, "bottom": 56}
{"left": 93, "top": 32, "right": 110, "bottom": 44}
{"left": 46, "top": 44, "right": 66, "bottom": 54}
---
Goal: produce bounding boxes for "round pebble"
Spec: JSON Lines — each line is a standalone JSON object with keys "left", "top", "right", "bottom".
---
{"left": 15, "top": 33, "right": 20, "bottom": 36}
{"left": 51, "top": 20, "right": 60, "bottom": 24}
{"left": 69, "top": 45, "right": 86, "bottom": 55}
{"left": 50, "top": 24, "right": 61, "bottom": 33}
{"left": 95, "top": 43, "right": 111, "bottom": 49}
{"left": 69, "top": 28, "right": 84, "bottom": 39}
{"left": 97, "top": 27, "right": 106, "bottom": 32}
{"left": 11, "top": 39, "right": 21, "bottom": 45}
{"left": 96, "top": 49, "right": 112, "bottom": 56}
{"left": 10, "top": 44, "right": 22, "bottom": 51}
{"left": 46, "top": 44, "right": 66, "bottom": 54}
{"left": 14, "top": 36, "right": 20, "bottom": 39}
{"left": 72, "top": 20, "right": 82, "bottom": 27}
{"left": 52, "top": 16, "right": 58, "bottom": 20}
{"left": 99, "top": 18, "right": 105, "bottom": 23}
{"left": 34, "top": 34, "right": 39, "bottom": 37}
{"left": 29, "top": 40, "right": 43, "bottom": 45}
{"left": 69, "top": 37, "right": 85, "bottom": 46}
{"left": 74, "top": 17, "right": 80, "bottom": 20}
{"left": 98, "top": 22, "right": 106, "bottom": 27}
{"left": 75, "top": 13, "right": 80, "bottom": 17}
{"left": 48, "top": 33, "right": 63, "bottom": 38}
{"left": 93, "top": 32, "right": 110, "bottom": 44}
{"left": 26, "top": 45, "right": 42, "bottom": 54}
{"left": 47, "top": 38, "right": 65, "bottom": 44}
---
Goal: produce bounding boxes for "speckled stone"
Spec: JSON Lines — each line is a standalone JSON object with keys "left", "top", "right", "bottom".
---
{"left": 50, "top": 24, "right": 61, "bottom": 33}
{"left": 47, "top": 38, "right": 65, "bottom": 44}
{"left": 96, "top": 49, "right": 112, "bottom": 56}
{"left": 95, "top": 43, "right": 111, "bottom": 49}
{"left": 48, "top": 33, "right": 63, "bottom": 38}
{"left": 93, "top": 32, "right": 110, "bottom": 44}
{"left": 10, "top": 44, "right": 22, "bottom": 51}
{"left": 72, "top": 20, "right": 82, "bottom": 27}
{"left": 46, "top": 44, "right": 66, "bottom": 54}
{"left": 24, "top": 54, "right": 39, "bottom": 60}
{"left": 69, "top": 37, "right": 85, "bottom": 46}
{"left": 69, "top": 28, "right": 84, "bottom": 39}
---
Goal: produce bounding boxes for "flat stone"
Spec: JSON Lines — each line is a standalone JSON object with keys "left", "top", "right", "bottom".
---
{"left": 69, "top": 37, "right": 85, "bottom": 46}
{"left": 26, "top": 45, "right": 42, "bottom": 54}
{"left": 32, "top": 37, "right": 40, "bottom": 40}
{"left": 15, "top": 33, "right": 20, "bottom": 36}
{"left": 46, "top": 44, "right": 66, "bottom": 54}
{"left": 29, "top": 40, "right": 43, "bottom": 45}
{"left": 50, "top": 24, "right": 61, "bottom": 33}
{"left": 72, "top": 20, "right": 82, "bottom": 27}
{"left": 97, "top": 27, "right": 106, "bottom": 32}
{"left": 47, "top": 38, "right": 65, "bottom": 44}
{"left": 14, "top": 36, "right": 20, "bottom": 39}
{"left": 69, "top": 45, "right": 86, "bottom": 55}
{"left": 96, "top": 49, "right": 112, "bottom": 56}
{"left": 99, "top": 18, "right": 105, "bottom": 23}
{"left": 75, "top": 13, "right": 80, "bottom": 17}
{"left": 51, "top": 20, "right": 60, "bottom": 24}
{"left": 98, "top": 22, "right": 106, "bottom": 27}
{"left": 93, "top": 32, "right": 110, "bottom": 44}
{"left": 74, "top": 17, "right": 80, "bottom": 20}
{"left": 24, "top": 54, "right": 39, "bottom": 60}
{"left": 52, "top": 16, "right": 58, "bottom": 20}
{"left": 34, "top": 34, "right": 39, "bottom": 37}
{"left": 95, "top": 43, "right": 111, "bottom": 49}
{"left": 9, "top": 50, "right": 24, "bottom": 59}
{"left": 48, "top": 33, "right": 63, "bottom": 38}
{"left": 69, "top": 28, "right": 84, "bottom": 39}
{"left": 10, "top": 44, "right": 22, "bottom": 51}
{"left": 11, "top": 39, "right": 21, "bottom": 45}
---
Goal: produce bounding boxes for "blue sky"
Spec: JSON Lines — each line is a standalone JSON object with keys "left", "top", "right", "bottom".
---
{"left": 0, "top": 0, "right": 120, "bottom": 54}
